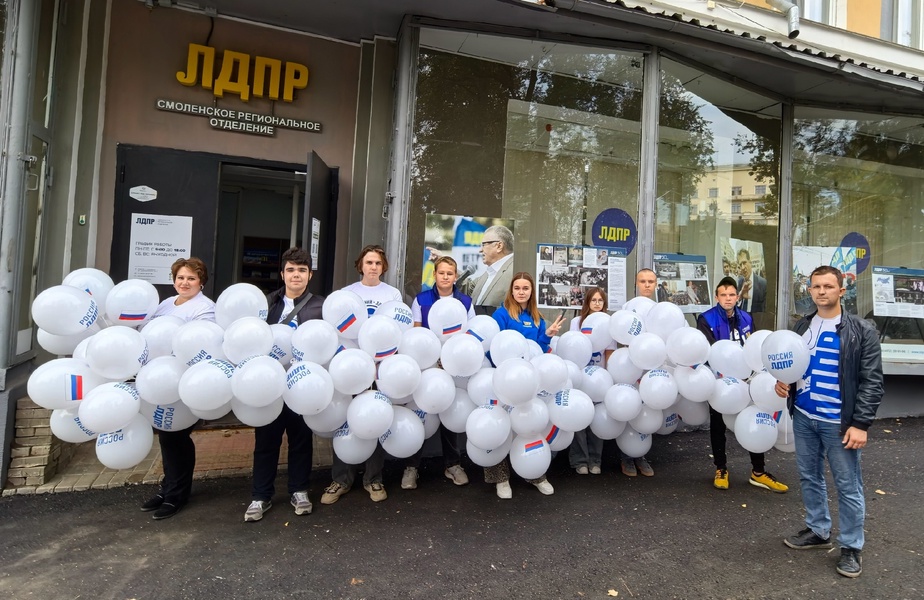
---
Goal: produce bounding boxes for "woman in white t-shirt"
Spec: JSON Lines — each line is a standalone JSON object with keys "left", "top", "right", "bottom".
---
{"left": 568, "top": 287, "right": 614, "bottom": 475}
{"left": 140, "top": 257, "right": 216, "bottom": 520}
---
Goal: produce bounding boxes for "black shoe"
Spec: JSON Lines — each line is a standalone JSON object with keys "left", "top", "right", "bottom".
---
{"left": 140, "top": 494, "right": 164, "bottom": 512}
{"left": 784, "top": 528, "right": 834, "bottom": 550}
{"left": 836, "top": 548, "right": 862, "bottom": 578}
{"left": 152, "top": 502, "right": 182, "bottom": 520}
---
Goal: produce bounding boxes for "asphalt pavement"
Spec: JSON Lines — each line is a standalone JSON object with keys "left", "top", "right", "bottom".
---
{"left": 1, "top": 417, "right": 922, "bottom": 600}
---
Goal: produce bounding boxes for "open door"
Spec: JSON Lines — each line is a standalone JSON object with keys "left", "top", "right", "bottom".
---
{"left": 302, "top": 151, "right": 338, "bottom": 295}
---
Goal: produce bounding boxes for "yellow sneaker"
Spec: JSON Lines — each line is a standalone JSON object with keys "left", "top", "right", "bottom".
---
{"left": 750, "top": 471, "right": 789, "bottom": 493}
{"left": 714, "top": 468, "right": 729, "bottom": 490}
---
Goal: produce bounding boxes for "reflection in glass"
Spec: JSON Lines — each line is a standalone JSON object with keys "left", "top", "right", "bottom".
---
{"left": 656, "top": 57, "right": 782, "bottom": 327}
{"left": 406, "top": 30, "right": 644, "bottom": 298}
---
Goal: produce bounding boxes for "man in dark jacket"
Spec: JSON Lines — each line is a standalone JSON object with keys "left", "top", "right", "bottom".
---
{"left": 244, "top": 247, "right": 324, "bottom": 522}
{"left": 774, "top": 265, "right": 883, "bottom": 578}
{"left": 697, "top": 276, "right": 787, "bottom": 493}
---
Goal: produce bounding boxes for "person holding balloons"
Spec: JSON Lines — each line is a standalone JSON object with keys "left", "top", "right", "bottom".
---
{"left": 400, "top": 255, "right": 476, "bottom": 490}
{"left": 244, "top": 248, "right": 324, "bottom": 522}
{"left": 568, "top": 287, "right": 614, "bottom": 475}
{"left": 140, "top": 257, "right": 215, "bottom": 520}
{"left": 322, "top": 244, "right": 402, "bottom": 505}
{"left": 485, "top": 272, "right": 565, "bottom": 498}
{"left": 696, "top": 276, "right": 788, "bottom": 493}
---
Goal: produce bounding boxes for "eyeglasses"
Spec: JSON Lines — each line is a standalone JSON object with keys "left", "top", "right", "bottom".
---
{"left": 480, "top": 240, "right": 500, "bottom": 246}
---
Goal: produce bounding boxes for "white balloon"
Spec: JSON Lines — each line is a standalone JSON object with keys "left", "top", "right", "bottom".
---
{"left": 375, "top": 300, "right": 415, "bottom": 331}
{"left": 509, "top": 398, "right": 549, "bottom": 436}
{"left": 509, "top": 434, "right": 551, "bottom": 480}
{"left": 609, "top": 310, "right": 646, "bottom": 346}
{"left": 629, "top": 404, "right": 664, "bottom": 435}
{"left": 73, "top": 338, "right": 91, "bottom": 360}
{"left": 140, "top": 400, "right": 199, "bottom": 431}
{"left": 222, "top": 317, "right": 273, "bottom": 365}
{"left": 638, "top": 369, "right": 678, "bottom": 410}
{"left": 327, "top": 348, "right": 376, "bottom": 395}
{"left": 466, "top": 435, "right": 511, "bottom": 468}
{"left": 493, "top": 358, "right": 540, "bottom": 406}
{"left": 723, "top": 411, "right": 738, "bottom": 431}
{"left": 215, "top": 283, "right": 268, "bottom": 329}
{"left": 589, "top": 402, "right": 626, "bottom": 440}
{"left": 268, "top": 323, "right": 295, "bottom": 365}
{"left": 303, "top": 390, "right": 350, "bottom": 432}
{"left": 465, "top": 315, "right": 501, "bottom": 351}
{"left": 359, "top": 315, "right": 403, "bottom": 361}
{"left": 530, "top": 353, "right": 570, "bottom": 395}
{"left": 743, "top": 330, "right": 773, "bottom": 372}
{"left": 105, "top": 280, "right": 159, "bottom": 328}
{"left": 466, "top": 367, "right": 497, "bottom": 406}
{"left": 623, "top": 295, "right": 657, "bottom": 316}
{"left": 189, "top": 403, "right": 232, "bottom": 420}
{"left": 32, "top": 285, "right": 99, "bottom": 336}
{"left": 563, "top": 359, "right": 585, "bottom": 388}
{"left": 544, "top": 423, "right": 575, "bottom": 452}
{"left": 322, "top": 290, "right": 368, "bottom": 340}
{"left": 708, "top": 339, "right": 752, "bottom": 380}
{"left": 37, "top": 326, "right": 100, "bottom": 356}
{"left": 645, "top": 302, "right": 687, "bottom": 342}
{"left": 734, "top": 404, "right": 779, "bottom": 453}
{"left": 554, "top": 331, "right": 593, "bottom": 368}
{"left": 709, "top": 377, "right": 751, "bottom": 415}
{"left": 628, "top": 332, "right": 667, "bottom": 371}
{"left": 332, "top": 422, "right": 378, "bottom": 464}
{"left": 85, "top": 326, "right": 149, "bottom": 380}
{"left": 656, "top": 412, "right": 680, "bottom": 435}
{"left": 140, "top": 316, "right": 185, "bottom": 359}
{"left": 95, "top": 413, "right": 154, "bottom": 470}
{"left": 761, "top": 330, "right": 811, "bottom": 385}
{"left": 136, "top": 356, "right": 186, "bottom": 405}
{"left": 291, "top": 319, "right": 340, "bottom": 365}
{"left": 578, "top": 366, "right": 614, "bottom": 403}
{"left": 233, "top": 355, "right": 287, "bottom": 408}
{"left": 398, "top": 326, "right": 442, "bottom": 370}
{"left": 606, "top": 348, "right": 644, "bottom": 385}
{"left": 749, "top": 371, "right": 788, "bottom": 413}
{"left": 440, "top": 333, "right": 484, "bottom": 377}
{"left": 27, "top": 358, "right": 108, "bottom": 409}
{"left": 439, "top": 388, "right": 477, "bottom": 433}
{"left": 673, "top": 365, "right": 717, "bottom": 403}
{"left": 178, "top": 359, "right": 235, "bottom": 411}
{"left": 489, "top": 330, "right": 529, "bottom": 366}
{"left": 412, "top": 368, "right": 456, "bottom": 414}
{"left": 427, "top": 297, "right": 469, "bottom": 341}
{"left": 172, "top": 320, "right": 226, "bottom": 367}
{"left": 675, "top": 396, "right": 709, "bottom": 426}
{"left": 548, "top": 388, "right": 595, "bottom": 431}
{"left": 347, "top": 390, "right": 394, "bottom": 440}
{"left": 376, "top": 354, "right": 422, "bottom": 399}
{"left": 616, "top": 426, "right": 652, "bottom": 458}
{"left": 62, "top": 268, "right": 114, "bottom": 315}
{"left": 379, "top": 405, "right": 426, "bottom": 458}
{"left": 78, "top": 382, "right": 142, "bottom": 433}
{"left": 576, "top": 312, "right": 613, "bottom": 353}
{"left": 666, "top": 327, "right": 711, "bottom": 367}
{"left": 604, "top": 383, "right": 643, "bottom": 422}
{"left": 283, "top": 361, "right": 334, "bottom": 416}
{"left": 406, "top": 400, "right": 441, "bottom": 438}
{"left": 232, "top": 395, "right": 284, "bottom": 427}
{"left": 50, "top": 408, "right": 97, "bottom": 443}
{"left": 465, "top": 404, "right": 512, "bottom": 450}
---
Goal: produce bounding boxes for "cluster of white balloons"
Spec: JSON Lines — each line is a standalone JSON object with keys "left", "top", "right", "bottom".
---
{"left": 29, "top": 268, "right": 811, "bottom": 476}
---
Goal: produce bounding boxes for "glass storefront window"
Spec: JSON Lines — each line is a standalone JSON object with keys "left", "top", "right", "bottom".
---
{"left": 655, "top": 57, "right": 782, "bottom": 327}
{"left": 792, "top": 108, "right": 924, "bottom": 363}
{"left": 406, "top": 29, "right": 645, "bottom": 302}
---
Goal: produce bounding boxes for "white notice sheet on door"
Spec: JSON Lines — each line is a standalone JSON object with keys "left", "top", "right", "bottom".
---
{"left": 128, "top": 213, "right": 193, "bottom": 284}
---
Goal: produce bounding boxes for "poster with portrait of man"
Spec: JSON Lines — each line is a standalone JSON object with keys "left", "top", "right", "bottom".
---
{"left": 793, "top": 246, "right": 858, "bottom": 316}
{"left": 421, "top": 214, "right": 515, "bottom": 293}
{"left": 536, "top": 244, "right": 627, "bottom": 311}
{"left": 719, "top": 238, "right": 767, "bottom": 313}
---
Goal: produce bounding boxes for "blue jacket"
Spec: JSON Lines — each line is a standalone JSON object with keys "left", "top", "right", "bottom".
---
{"left": 696, "top": 304, "right": 753, "bottom": 346}
{"left": 415, "top": 286, "right": 472, "bottom": 329}
{"left": 492, "top": 305, "right": 552, "bottom": 352}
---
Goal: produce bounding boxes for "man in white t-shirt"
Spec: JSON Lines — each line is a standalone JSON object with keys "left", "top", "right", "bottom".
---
{"left": 322, "top": 244, "right": 401, "bottom": 505}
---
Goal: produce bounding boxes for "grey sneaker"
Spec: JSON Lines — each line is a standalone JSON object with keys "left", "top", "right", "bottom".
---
{"left": 244, "top": 500, "right": 271, "bottom": 522}
{"left": 836, "top": 548, "right": 862, "bottom": 578}
{"left": 401, "top": 467, "right": 418, "bottom": 490}
{"left": 290, "top": 491, "right": 312, "bottom": 516}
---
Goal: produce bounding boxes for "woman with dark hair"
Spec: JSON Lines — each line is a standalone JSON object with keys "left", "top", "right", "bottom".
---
{"left": 485, "top": 272, "right": 565, "bottom": 498}
{"left": 140, "top": 257, "right": 215, "bottom": 520}
{"left": 568, "top": 287, "right": 613, "bottom": 475}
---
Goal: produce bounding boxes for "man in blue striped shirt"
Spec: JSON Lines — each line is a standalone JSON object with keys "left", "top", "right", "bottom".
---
{"left": 774, "top": 265, "right": 883, "bottom": 579}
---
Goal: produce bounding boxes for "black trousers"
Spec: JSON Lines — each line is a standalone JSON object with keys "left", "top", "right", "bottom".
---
{"left": 251, "top": 404, "right": 313, "bottom": 501}
{"left": 157, "top": 421, "right": 199, "bottom": 505}
{"left": 709, "top": 406, "right": 765, "bottom": 472}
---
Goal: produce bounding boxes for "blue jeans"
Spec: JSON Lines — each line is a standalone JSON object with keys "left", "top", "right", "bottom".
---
{"left": 793, "top": 410, "right": 866, "bottom": 550}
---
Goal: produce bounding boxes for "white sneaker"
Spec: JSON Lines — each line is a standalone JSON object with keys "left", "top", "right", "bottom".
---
{"left": 496, "top": 481, "right": 512, "bottom": 499}
{"left": 290, "top": 491, "right": 312, "bottom": 515}
{"left": 589, "top": 465, "right": 601, "bottom": 475}
{"left": 401, "top": 467, "right": 418, "bottom": 490}
{"left": 444, "top": 465, "right": 469, "bottom": 486}
{"left": 244, "top": 500, "right": 271, "bottom": 522}
{"left": 533, "top": 480, "right": 554, "bottom": 495}
{"left": 575, "top": 465, "right": 589, "bottom": 475}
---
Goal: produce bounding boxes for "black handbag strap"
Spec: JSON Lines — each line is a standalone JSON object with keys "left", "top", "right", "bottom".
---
{"left": 284, "top": 292, "right": 313, "bottom": 326}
